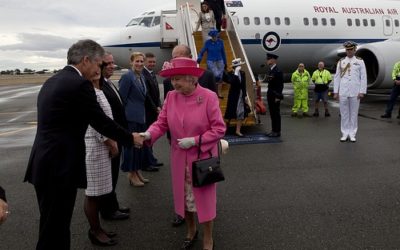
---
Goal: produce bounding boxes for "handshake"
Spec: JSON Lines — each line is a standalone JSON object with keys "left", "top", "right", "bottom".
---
{"left": 132, "top": 132, "right": 196, "bottom": 149}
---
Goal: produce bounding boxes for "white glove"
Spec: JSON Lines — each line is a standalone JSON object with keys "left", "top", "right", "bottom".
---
{"left": 234, "top": 66, "right": 241, "bottom": 76}
{"left": 139, "top": 131, "right": 151, "bottom": 140}
{"left": 177, "top": 137, "right": 196, "bottom": 149}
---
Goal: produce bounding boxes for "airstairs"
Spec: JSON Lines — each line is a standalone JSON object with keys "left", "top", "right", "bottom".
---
{"left": 164, "top": 1, "right": 258, "bottom": 126}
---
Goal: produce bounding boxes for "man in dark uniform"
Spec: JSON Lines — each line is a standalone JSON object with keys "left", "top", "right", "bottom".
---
{"left": 265, "top": 53, "right": 284, "bottom": 137}
{"left": 98, "top": 52, "right": 130, "bottom": 220}
{"left": 142, "top": 52, "right": 163, "bottom": 171}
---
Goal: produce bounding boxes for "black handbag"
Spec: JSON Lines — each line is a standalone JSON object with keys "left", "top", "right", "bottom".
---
{"left": 192, "top": 135, "right": 225, "bottom": 187}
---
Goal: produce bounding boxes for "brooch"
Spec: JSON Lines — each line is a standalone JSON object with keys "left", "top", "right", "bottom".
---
{"left": 197, "top": 96, "right": 203, "bottom": 104}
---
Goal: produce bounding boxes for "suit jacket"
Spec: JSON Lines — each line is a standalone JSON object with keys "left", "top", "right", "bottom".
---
{"left": 0, "top": 186, "right": 5, "bottom": 202}
{"left": 162, "top": 69, "right": 217, "bottom": 100}
{"left": 24, "top": 66, "right": 133, "bottom": 188}
{"left": 119, "top": 69, "right": 147, "bottom": 124}
{"left": 102, "top": 78, "right": 128, "bottom": 130}
{"left": 143, "top": 68, "right": 161, "bottom": 126}
{"left": 267, "top": 65, "right": 284, "bottom": 100}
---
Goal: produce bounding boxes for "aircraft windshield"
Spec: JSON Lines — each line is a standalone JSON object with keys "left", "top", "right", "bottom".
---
{"left": 126, "top": 17, "right": 142, "bottom": 26}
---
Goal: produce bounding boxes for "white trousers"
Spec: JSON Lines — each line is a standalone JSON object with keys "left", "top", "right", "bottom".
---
{"left": 339, "top": 96, "right": 360, "bottom": 137}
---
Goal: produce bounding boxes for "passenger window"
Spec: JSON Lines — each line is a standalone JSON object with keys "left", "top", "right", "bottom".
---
{"left": 395, "top": 19, "right": 400, "bottom": 27}
{"left": 363, "top": 19, "right": 368, "bottom": 26}
{"left": 265, "top": 17, "right": 271, "bottom": 25}
{"left": 254, "top": 17, "right": 260, "bottom": 25}
{"left": 386, "top": 19, "right": 391, "bottom": 27}
{"left": 370, "top": 19, "right": 376, "bottom": 26}
{"left": 153, "top": 16, "right": 161, "bottom": 26}
{"left": 321, "top": 18, "right": 327, "bottom": 26}
{"left": 355, "top": 19, "right": 360, "bottom": 26}
{"left": 244, "top": 17, "right": 250, "bottom": 25}
{"left": 275, "top": 17, "right": 281, "bottom": 25}
{"left": 330, "top": 18, "right": 336, "bottom": 26}
{"left": 284, "top": 17, "right": 290, "bottom": 25}
{"left": 312, "top": 18, "right": 318, "bottom": 26}
{"left": 347, "top": 19, "right": 352, "bottom": 26}
{"left": 303, "top": 18, "right": 309, "bottom": 26}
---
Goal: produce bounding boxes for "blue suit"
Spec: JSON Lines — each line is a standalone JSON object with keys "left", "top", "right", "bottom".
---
{"left": 119, "top": 69, "right": 148, "bottom": 172}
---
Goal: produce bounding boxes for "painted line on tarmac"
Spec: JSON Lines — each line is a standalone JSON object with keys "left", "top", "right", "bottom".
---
{"left": 0, "top": 126, "right": 36, "bottom": 136}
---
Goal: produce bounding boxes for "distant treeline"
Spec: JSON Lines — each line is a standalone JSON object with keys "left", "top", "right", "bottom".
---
{"left": 0, "top": 68, "right": 61, "bottom": 75}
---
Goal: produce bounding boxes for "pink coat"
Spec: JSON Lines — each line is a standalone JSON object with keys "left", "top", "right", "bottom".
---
{"left": 147, "top": 85, "right": 226, "bottom": 223}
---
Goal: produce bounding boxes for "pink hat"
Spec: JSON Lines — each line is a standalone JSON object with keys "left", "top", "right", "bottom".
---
{"left": 159, "top": 57, "right": 205, "bottom": 78}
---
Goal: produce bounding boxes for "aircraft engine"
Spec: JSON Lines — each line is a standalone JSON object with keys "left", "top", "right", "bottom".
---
{"left": 356, "top": 40, "right": 400, "bottom": 89}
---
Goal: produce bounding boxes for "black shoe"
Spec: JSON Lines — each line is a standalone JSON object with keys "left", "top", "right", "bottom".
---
{"left": 181, "top": 230, "right": 198, "bottom": 249}
{"left": 172, "top": 214, "right": 185, "bottom": 227}
{"left": 154, "top": 162, "right": 164, "bottom": 167}
{"left": 102, "top": 210, "right": 129, "bottom": 220}
{"left": 118, "top": 206, "right": 130, "bottom": 213}
{"left": 325, "top": 111, "right": 330, "bottom": 117}
{"left": 302, "top": 113, "right": 310, "bottom": 117}
{"left": 142, "top": 166, "right": 159, "bottom": 172}
{"left": 104, "top": 231, "right": 117, "bottom": 238}
{"left": 88, "top": 230, "right": 117, "bottom": 246}
{"left": 381, "top": 113, "right": 391, "bottom": 118}
{"left": 267, "top": 132, "right": 281, "bottom": 137}
{"left": 218, "top": 95, "right": 224, "bottom": 99}
{"left": 397, "top": 115, "right": 400, "bottom": 119}
{"left": 313, "top": 112, "right": 319, "bottom": 117}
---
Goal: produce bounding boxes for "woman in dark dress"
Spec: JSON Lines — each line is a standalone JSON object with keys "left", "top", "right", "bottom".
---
{"left": 224, "top": 58, "right": 249, "bottom": 136}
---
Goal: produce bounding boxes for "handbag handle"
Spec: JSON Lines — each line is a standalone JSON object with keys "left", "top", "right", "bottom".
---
{"left": 197, "top": 135, "right": 221, "bottom": 160}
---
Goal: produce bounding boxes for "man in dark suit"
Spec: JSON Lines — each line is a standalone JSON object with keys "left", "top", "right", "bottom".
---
{"left": 265, "top": 53, "right": 284, "bottom": 137}
{"left": 98, "top": 52, "right": 130, "bottom": 220}
{"left": 24, "top": 39, "right": 143, "bottom": 250}
{"left": 0, "top": 186, "right": 8, "bottom": 224}
{"left": 142, "top": 52, "right": 163, "bottom": 171}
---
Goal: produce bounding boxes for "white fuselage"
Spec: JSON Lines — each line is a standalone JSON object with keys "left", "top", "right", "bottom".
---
{"left": 101, "top": 0, "right": 400, "bottom": 88}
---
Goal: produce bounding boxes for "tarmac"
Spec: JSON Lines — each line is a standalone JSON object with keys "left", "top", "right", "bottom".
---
{"left": 1, "top": 82, "right": 400, "bottom": 249}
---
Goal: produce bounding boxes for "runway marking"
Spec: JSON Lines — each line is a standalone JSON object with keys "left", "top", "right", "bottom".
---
{"left": 0, "top": 111, "right": 36, "bottom": 115}
{"left": 0, "top": 85, "right": 41, "bottom": 104}
{"left": 0, "top": 126, "right": 36, "bottom": 136}
{"left": 7, "top": 111, "right": 36, "bottom": 123}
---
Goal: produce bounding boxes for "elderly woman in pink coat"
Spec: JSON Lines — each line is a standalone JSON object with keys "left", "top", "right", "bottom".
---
{"left": 140, "top": 57, "right": 225, "bottom": 250}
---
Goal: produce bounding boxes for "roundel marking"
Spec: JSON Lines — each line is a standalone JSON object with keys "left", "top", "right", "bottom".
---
{"left": 262, "top": 32, "right": 281, "bottom": 52}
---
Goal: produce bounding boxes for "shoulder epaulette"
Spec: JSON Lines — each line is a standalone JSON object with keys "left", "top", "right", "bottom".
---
{"left": 356, "top": 56, "right": 363, "bottom": 60}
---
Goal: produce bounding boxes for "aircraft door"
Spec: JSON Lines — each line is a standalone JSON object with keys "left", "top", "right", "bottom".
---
{"left": 382, "top": 16, "right": 393, "bottom": 36}
{"left": 160, "top": 11, "right": 179, "bottom": 48}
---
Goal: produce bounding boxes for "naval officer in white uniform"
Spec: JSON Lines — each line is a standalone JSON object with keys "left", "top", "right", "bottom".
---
{"left": 333, "top": 41, "right": 367, "bottom": 142}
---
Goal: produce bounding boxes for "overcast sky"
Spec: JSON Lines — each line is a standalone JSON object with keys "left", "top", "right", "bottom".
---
{"left": 0, "top": 0, "right": 166, "bottom": 70}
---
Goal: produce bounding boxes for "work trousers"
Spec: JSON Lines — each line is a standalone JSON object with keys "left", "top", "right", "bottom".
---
{"left": 292, "top": 98, "right": 309, "bottom": 113}
{"left": 384, "top": 85, "right": 400, "bottom": 115}
{"left": 339, "top": 96, "right": 360, "bottom": 137}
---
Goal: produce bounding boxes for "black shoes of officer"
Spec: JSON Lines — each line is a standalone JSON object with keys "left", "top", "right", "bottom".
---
{"left": 102, "top": 210, "right": 129, "bottom": 220}
{"left": 172, "top": 214, "right": 185, "bottom": 227}
{"left": 142, "top": 166, "right": 160, "bottom": 172}
{"left": 118, "top": 206, "right": 130, "bottom": 213}
{"left": 381, "top": 113, "right": 391, "bottom": 118}
{"left": 266, "top": 132, "right": 281, "bottom": 137}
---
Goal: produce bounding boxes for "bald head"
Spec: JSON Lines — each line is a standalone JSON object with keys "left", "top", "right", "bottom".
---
{"left": 172, "top": 44, "right": 192, "bottom": 59}
{"left": 318, "top": 61, "right": 325, "bottom": 70}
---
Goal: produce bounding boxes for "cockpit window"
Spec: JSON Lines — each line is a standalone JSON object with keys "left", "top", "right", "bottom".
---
{"left": 139, "top": 17, "right": 154, "bottom": 27}
{"left": 126, "top": 17, "right": 142, "bottom": 26}
{"left": 153, "top": 16, "right": 161, "bottom": 26}
{"left": 147, "top": 11, "right": 155, "bottom": 15}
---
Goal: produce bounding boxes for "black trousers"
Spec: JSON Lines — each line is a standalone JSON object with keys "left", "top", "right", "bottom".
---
{"left": 99, "top": 153, "right": 121, "bottom": 216}
{"left": 35, "top": 185, "right": 77, "bottom": 250}
{"left": 267, "top": 95, "right": 281, "bottom": 133}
